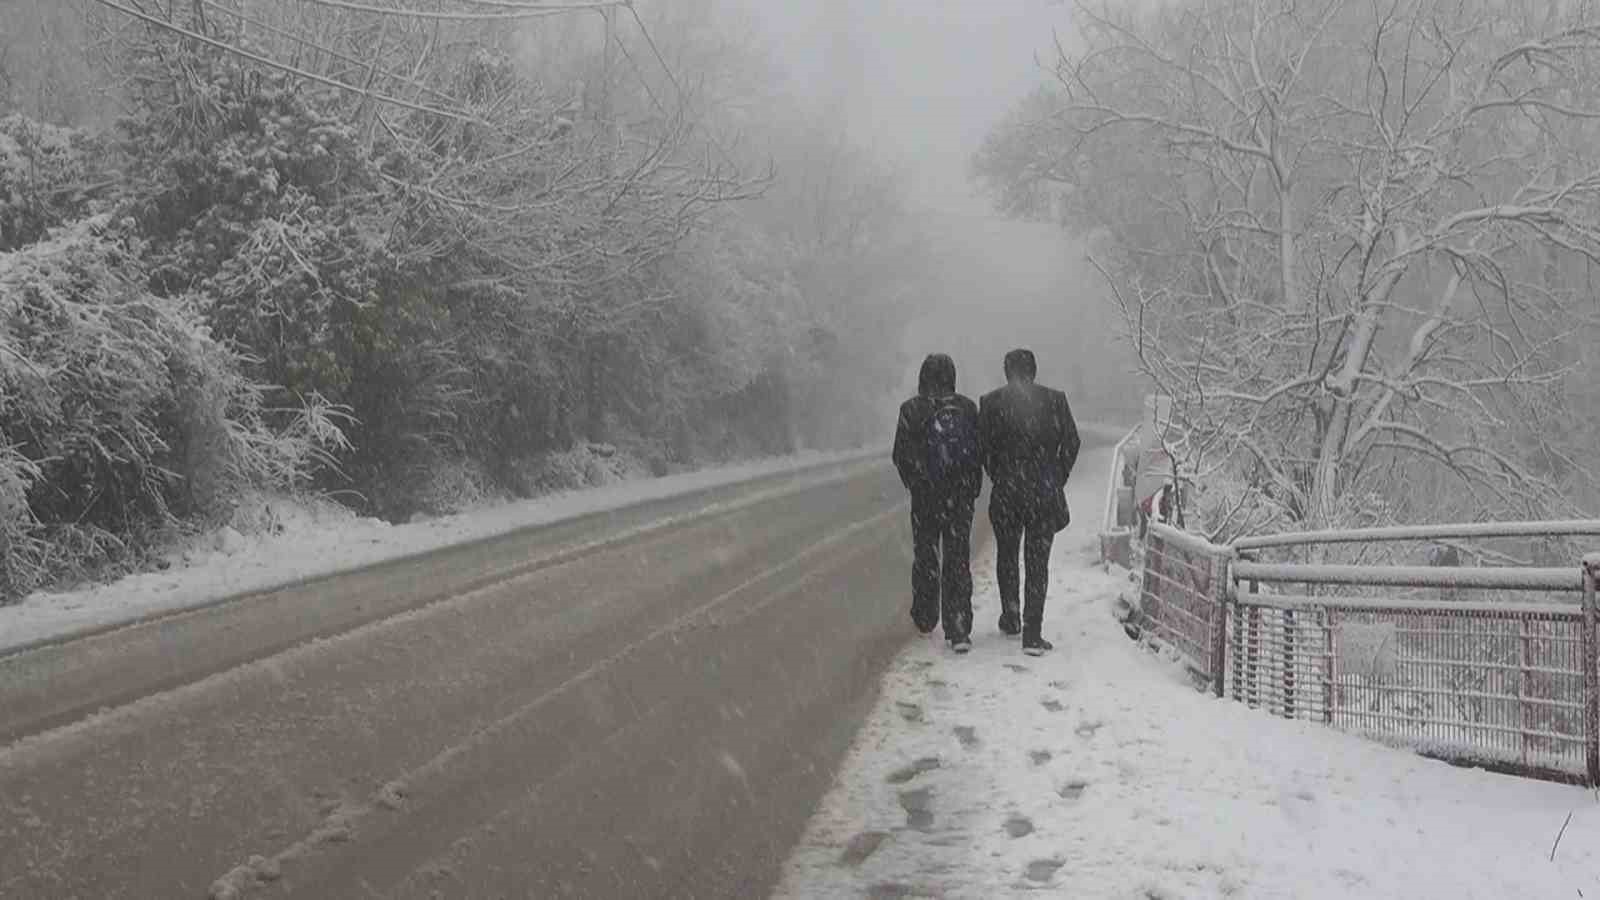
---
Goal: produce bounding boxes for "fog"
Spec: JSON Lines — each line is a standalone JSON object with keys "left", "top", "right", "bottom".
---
{"left": 735, "top": 0, "right": 1132, "bottom": 411}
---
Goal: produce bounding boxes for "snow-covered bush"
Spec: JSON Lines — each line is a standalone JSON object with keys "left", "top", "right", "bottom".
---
{"left": 406, "top": 457, "right": 500, "bottom": 520}
{"left": 0, "top": 115, "right": 98, "bottom": 251}
{"left": 0, "top": 216, "right": 343, "bottom": 599}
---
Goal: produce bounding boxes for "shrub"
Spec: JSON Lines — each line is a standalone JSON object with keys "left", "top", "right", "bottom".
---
{"left": 0, "top": 115, "right": 98, "bottom": 252}
{"left": 0, "top": 215, "right": 344, "bottom": 598}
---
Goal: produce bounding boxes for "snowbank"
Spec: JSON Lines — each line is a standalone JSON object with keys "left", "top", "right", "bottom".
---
{"left": 0, "top": 448, "right": 877, "bottom": 654}
{"left": 776, "top": 454, "right": 1600, "bottom": 899}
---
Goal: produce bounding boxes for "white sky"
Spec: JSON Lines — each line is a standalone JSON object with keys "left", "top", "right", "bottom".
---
{"left": 766, "top": 0, "right": 1075, "bottom": 214}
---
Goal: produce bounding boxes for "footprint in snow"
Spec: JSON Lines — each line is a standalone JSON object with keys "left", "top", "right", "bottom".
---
{"left": 1058, "top": 780, "right": 1089, "bottom": 800}
{"left": 1003, "top": 663, "right": 1030, "bottom": 674}
{"left": 1029, "top": 749, "right": 1053, "bottom": 766}
{"left": 898, "top": 787, "right": 935, "bottom": 832}
{"left": 1041, "top": 698, "right": 1065, "bottom": 713}
{"left": 868, "top": 883, "right": 931, "bottom": 900}
{"left": 838, "top": 831, "right": 890, "bottom": 867}
{"left": 1075, "top": 720, "right": 1104, "bottom": 738}
{"left": 1004, "top": 814, "right": 1035, "bottom": 838}
{"left": 895, "top": 702, "right": 925, "bottom": 724}
{"left": 1025, "top": 858, "right": 1065, "bottom": 883}
{"left": 886, "top": 757, "right": 941, "bottom": 785}
{"left": 953, "top": 726, "right": 981, "bottom": 750}
{"left": 1048, "top": 680, "right": 1069, "bottom": 691}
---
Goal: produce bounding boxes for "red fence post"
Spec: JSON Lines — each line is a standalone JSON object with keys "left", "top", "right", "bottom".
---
{"left": 1141, "top": 534, "right": 1161, "bottom": 640}
{"left": 1585, "top": 555, "right": 1600, "bottom": 786}
{"left": 1244, "top": 553, "right": 1260, "bottom": 709}
{"left": 1322, "top": 607, "right": 1334, "bottom": 725}
{"left": 1283, "top": 607, "right": 1297, "bottom": 719}
{"left": 1211, "top": 550, "right": 1230, "bottom": 698}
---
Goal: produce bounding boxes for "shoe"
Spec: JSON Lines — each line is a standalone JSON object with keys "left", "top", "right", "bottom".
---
{"left": 1022, "top": 635, "right": 1053, "bottom": 657}
{"left": 949, "top": 637, "right": 973, "bottom": 654}
{"left": 913, "top": 613, "right": 937, "bottom": 635}
{"left": 997, "top": 610, "right": 1021, "bottom": 637}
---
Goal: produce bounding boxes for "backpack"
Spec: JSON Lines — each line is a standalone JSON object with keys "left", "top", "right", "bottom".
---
{"left": 925, "top": 396, "right": 978, "bottom": 487}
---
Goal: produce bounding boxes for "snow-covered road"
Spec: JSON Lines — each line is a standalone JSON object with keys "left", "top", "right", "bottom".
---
{"left": 776, "top": 454, "right": 1600, "bottom": 899}
{"left": 0, "top": 458, "right": 918, "bottom": 899}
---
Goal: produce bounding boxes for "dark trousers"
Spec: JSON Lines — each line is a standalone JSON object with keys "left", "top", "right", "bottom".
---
{"left": 991, "top": 493, "right": 1056, "bottom": 638}
{"left": 910, "top": 493, "right": 974, "bottom": 640}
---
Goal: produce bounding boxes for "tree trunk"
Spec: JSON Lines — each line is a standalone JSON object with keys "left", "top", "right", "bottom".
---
{"left": 1310, "top": 398, "right": 1350, "bottom": 530}
{"left": 1277, "top": 181, "right": 1300, "bottom": 310}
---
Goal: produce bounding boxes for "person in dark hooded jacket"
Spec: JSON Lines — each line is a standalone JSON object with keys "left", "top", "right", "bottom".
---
{"left": 892, "top": 353, "right": 982, "bottom": 652}
{"left": 979, "top": 348, "right": 1080, "bottom": 656}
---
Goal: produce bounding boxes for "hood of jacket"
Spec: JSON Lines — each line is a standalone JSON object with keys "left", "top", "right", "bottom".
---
{"left": 918, "top": 353, "right": 957, "bottom": 397}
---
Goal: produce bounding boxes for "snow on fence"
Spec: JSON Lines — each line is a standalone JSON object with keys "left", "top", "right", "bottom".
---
{"left": 1127, "top": 507, "right": 1600, "bottom": 782}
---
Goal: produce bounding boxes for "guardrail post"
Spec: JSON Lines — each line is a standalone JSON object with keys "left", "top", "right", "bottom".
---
{"left": 1518, "top": 615, "right": 1530, "bottom": 770}
{"left": 1243, "top": 552, "right": 1260, "bottom": 709}
{"left": 1283, "top": 606, "right": 1297, "bottom": 719}
{"left": 1585, "top": 555, "right": 1600, "bottom": 786}
{"left": 1230, "top": 586, "right": 1244, "bottom": 702}
{"left": 1322, "top": 607, "right": 1334, "bottom": 725}
{"left": 1140, "top": 534, "right": 1160, "bottom": 639}
{"left": 1211, "top": 550, "right": 1230, "bottom": 698}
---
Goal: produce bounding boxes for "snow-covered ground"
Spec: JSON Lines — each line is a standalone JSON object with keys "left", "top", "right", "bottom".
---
{"left": 0, "top": 448, "right": 875, "bottom": 654}
{"left": 775, "top": 465, "right": 1600, "bottom": 899}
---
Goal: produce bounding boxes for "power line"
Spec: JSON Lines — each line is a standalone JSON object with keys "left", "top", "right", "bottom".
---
{"left": 283, "top": 0, "right": 625, "bottom": 21}
{"left": 454, "top": 0, "right": 623, "bottom": 8}
{"left": 89, "top": 0, "right": 485, "bottom": 122}
{"left": 200, "top": 1, "right": 464, "bottom": 105}
{"left": 624, "top": 4, "right": 683, "bottom": 102}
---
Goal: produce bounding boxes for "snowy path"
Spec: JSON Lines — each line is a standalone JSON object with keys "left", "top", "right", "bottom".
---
{"left": 776, "top": 463, "right": 1600, "bottom": 899}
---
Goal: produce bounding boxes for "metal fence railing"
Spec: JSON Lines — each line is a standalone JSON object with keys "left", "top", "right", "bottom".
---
{"left": 1122, "top": 490, "right": 1600, "bottom": 781}
{"left": 1098, "top": 425, "right": 1140, "bottom": 568}
{"left": 1230, "top": 588, "right": 1589, "bottom": 779}
{"left": 1139, "top": 522, "right": 1228, "bottom": 692}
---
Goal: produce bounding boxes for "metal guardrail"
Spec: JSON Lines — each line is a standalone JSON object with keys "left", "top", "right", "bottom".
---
{"left": 1229, "top": 594, "right": 1588, "bottom": 778}
{"left": 1139, "top": 522, "right": 1228, "bottom": 693}
{"left": 1098, "top": 425, "right": 1140, "bottom": 568}
{"left": 1234, "top": 520, "right": 1600, "bottom": 551}
{"left": 1231, "top": 561, "right": 1582, "bottom": 592}
{"left": 1128, "top": 515, "right": 1600, "bottom": 783}
{"left": 1102, "top": 425, "right": 1139, "bottom": 535}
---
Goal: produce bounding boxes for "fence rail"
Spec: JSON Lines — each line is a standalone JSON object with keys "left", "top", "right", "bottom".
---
{"left": 1121, "top": 507, "right": 1600, "bottom": 782}
{"left": 1234, "top": 520, "right": 1600, "bottom": 551}
{"left": 1139, "top": 523, "right": 1228, "bottom": 694}
{"left": 1229, "top": 593, "right": 1589, "bottom": 778}
{"left": 1098, "top": 426, "right": 1141, "bottom": 568}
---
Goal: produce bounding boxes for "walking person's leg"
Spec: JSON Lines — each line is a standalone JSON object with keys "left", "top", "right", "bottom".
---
{"left": 991, "top": 500, "right": 1023, "bottom": 636}
{"left": 941, "top": 497, "right": 975, "bottom": 648}
{"left": 909, "top": 497, "right": 941, "bottom": 634}
{"left": 1021, "top": 517, "right": 1056, "bottom": 654}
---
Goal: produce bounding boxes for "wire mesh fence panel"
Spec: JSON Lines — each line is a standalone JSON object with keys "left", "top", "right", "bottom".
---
{"left": 1140, "top": 527, "right": 1225, "bottom": 684}
{"left": 1230, "top": 595, "right": 1587, "bottom": 777}
{"left": 1224, "top": 601, "right": 1329, "bottom": 719}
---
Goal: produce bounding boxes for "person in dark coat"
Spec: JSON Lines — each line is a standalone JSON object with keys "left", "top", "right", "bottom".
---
{"left": 892, "top": 353, "right": 982, "bottom": 653}
{"left": 978, "top": 349, "right": 1080, "bottom": 656}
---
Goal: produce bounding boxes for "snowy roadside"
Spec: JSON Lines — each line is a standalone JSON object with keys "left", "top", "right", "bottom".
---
{"left": 0, "top": 448, "right": 877, "bottom": 654}
{"left": 775, "top": 456, "right": 1600, "bottom": 899}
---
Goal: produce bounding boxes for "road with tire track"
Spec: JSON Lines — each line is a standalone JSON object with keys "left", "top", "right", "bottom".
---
{"left": 0, "top": 430, "right": 1117, "bottom": 899}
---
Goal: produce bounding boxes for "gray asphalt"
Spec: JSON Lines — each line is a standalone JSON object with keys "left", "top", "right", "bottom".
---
{"left": 0, "top": 425, "right": 1125, "bottom": 900}
{"left": 0, "top": 456, "right": 965, "bottom": 899}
